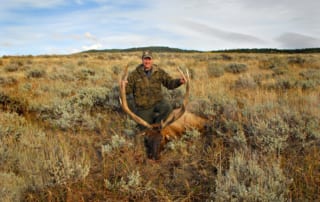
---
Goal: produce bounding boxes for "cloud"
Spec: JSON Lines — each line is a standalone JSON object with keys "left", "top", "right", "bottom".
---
{"left": 178, "top": 20, "right": 266, "bottom": 44}
{"left": 82, "top": 43, "right": 102, "bottom": 50}
{"left": 275, "top": 32, "right": 320, "bottom": 49}
{"left": 1, "top": 0, "right": 65, "bottom": 9}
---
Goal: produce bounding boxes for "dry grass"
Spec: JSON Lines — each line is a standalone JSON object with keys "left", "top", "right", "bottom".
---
{"left": 0, "top": 52, "right": 319, "bottom": 201}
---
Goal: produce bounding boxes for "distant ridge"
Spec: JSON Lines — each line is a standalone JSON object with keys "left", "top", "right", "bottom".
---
{"left": 81, "top": 46, "right": 320, "bottom": 54}
{"left": 82, "top": 46, "right": 201, "bottom": 53}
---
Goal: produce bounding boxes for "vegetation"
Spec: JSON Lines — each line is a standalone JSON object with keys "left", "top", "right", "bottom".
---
{"left": 0, "top": 50, "right": 319, "bottom": 201}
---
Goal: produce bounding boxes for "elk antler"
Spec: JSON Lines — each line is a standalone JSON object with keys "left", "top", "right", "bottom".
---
{"left": 119, "top": 65, "right": 153, "bottom": 129}
{"left": 161, "top": 67, "right": 190, "bottom": 128}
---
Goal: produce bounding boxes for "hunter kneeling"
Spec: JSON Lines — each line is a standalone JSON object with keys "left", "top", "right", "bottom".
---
{"left": 119, "top": 50, "right": 208, "bottom": 160}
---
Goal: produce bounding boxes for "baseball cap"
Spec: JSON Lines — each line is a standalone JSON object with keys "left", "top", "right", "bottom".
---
{"left": 142, "top": 50, "right": 153, "bottom": 59}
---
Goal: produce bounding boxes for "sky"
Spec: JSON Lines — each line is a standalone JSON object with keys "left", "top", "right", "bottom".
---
{"left": 1, "top": 0, "right": 320, "bottom": 56}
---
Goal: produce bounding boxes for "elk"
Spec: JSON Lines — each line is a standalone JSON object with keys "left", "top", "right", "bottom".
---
{"left": 119, "top": 66, "right": 208, "bottom": 160}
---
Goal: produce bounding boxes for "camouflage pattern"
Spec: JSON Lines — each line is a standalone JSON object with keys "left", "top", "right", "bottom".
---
{"left": 142, "top": 50, "right": 153, "bottom": 59}
{"left": 126, "top": 64, "right": 181, "bottom": 109}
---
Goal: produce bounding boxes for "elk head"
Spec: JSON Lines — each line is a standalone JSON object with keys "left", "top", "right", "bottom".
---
{"left": 119, "top": 66, "right": 189, "bottom": 160}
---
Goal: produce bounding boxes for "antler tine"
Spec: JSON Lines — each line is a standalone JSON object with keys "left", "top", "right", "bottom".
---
{"left": 161, "top": 67, "right": 190, "bottom": 128}
{"left": 119, "top": 65, "right": 153, "bottom": 129}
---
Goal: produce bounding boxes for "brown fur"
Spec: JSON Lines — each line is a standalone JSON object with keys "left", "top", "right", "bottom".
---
{"left": 144, "top": 110, "right": 208, "bottom": 160}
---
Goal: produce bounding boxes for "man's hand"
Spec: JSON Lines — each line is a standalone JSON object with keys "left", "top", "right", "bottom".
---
{"left": 120, "top": 80, "right": 128, "bottom": 88}
{"left": 177, "top": 67, "right": 188, "bottom": 85}
{"left": 180, "top": 77, "right": 186, "bottom": 84}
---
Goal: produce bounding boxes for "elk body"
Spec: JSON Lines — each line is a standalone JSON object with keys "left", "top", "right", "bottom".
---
{"left": 119, "top": 67, "right": 208, "bottom": 160}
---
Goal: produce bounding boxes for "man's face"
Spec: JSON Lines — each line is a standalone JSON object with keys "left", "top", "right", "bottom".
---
{"left": 142, "top": 57, "right": 153, "bottom": 70}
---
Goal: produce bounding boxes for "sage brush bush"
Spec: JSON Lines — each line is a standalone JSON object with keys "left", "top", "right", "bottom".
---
{"left": 0, "top": 76, "right": 18, "bottom": 86}
{"left": 245, "top": 114, "right": 289, "bottom": 154}
{"left": 214, "top": 151, "right": 289, "bottom": 201}
{"left": 299, "top": 69, "right": 320, "bottom": 89}
{"left": 38, "top": 86, "right": 120, "bottom": 130}
{"left": 0, "top": 172, "right": 27, "bottom": 202}
{"left": 259, "top": 57, "right": 288, "bottom": 70}
{"left": 4, "top": 63, "right": 19, "bottom": 72}
{"left": 233, "top": 74, "right": 257, "bottom": 89}
{"left": 287, "top": 56, "right": 306, "bottom": 65}
{"left": 101, "top": 134, "right": 132, "bottom": 154}
{"left": 26, "top": 68, "right": 46, "bottom": 78}
{"left": 0, "top": 112, "right": 90, "bottom": 199}
{"left": 207, "top": 62, "right": 225, "bottom": 77}
{"left": 224, "top": 63, "right": 248, "bottom": 74}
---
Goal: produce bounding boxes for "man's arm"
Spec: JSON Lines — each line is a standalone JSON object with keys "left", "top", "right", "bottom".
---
{"left": 161, "top": 69, "right": 183, "bottom": 89}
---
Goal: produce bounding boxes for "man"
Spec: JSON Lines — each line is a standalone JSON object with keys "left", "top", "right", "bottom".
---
{"left": 125, "top": 50, "right": 186, "bottom": 128}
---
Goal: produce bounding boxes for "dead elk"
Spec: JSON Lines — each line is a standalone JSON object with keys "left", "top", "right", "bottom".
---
{"left": 119, "top": 66, "right": 208, "bottom": 160}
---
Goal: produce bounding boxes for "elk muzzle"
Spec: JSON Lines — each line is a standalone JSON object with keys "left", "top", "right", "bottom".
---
{"left": 144, "top": 129, "right": 165, "bottom": 160}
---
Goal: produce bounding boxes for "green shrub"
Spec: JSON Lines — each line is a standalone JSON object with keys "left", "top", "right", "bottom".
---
{"left": 224, "top": 63, "right": 248, "bottom": 74}
{"left": 275, "top": 78, "right": 297, "bottom": 90}
{"left": 259, "top": 57, "right": 288, "bottom": 70}
{"left": 0, "top": 112, "right": 90, "bottom": 193}
{"left": 112, "top": 65, "right": 121, "bottom": 75}
{"left": 233, "top": 74, "right": 257, "bottom": 89}
{"left": 221, "top": 54, "right": 232, "bottom": 61}
{"left": 207, "top": 62, "right": 225, "bottom": 77}
{"left": 287, "top": 56, "right": 306, "bottom": 65}
{"left": 37, "top": 86, "right": 120, "bottom": 131}
{"left": 77, "top": 59, "right": 87, "bottom": 66}
{"left": 272, "top": 66, "right": 289, "bottom": 76}
{"left": 214, "top": 151, "right": 289, "bottom": 201}
{"left": 26, "top": 69, "right": 46, "bottom": 78}
{"left": 299, "top": 69, "right": 320, "bottom": 84}
{"left": 75, "top": 68, "right": 95, "bottom": 80}
{"left": 4, "top": 64, "right": 19, "bottom": 72}
{"left": 0, "top": 76, "right": 18, "bottom": 86}
{"left": 0, "top": 172, "right": 27, "bottom": 202}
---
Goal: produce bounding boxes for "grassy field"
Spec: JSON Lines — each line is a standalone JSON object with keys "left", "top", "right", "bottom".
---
{"left": 0, "top": 51, "right": 319, "bottom": 201}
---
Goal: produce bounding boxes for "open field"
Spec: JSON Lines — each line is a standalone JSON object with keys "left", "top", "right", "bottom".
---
{"left": 0, "top": 51, "right": 319, "bottom": 201}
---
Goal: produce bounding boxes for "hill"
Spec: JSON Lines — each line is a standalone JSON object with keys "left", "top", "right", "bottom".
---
{"left": 81, "top": 46, "right": 320, "bottom": 54}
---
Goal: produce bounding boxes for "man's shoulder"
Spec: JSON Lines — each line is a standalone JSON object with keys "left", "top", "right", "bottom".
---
{"left": 128, "top": 65, "right": 143, "bottom": 80}
{"left": 152, "top": 64, "right": 166, "bottom": 73}
{"left": 132, "top": 64, "right": 142, "bottom": 71}
{"left": 130, "top": 64, "right": 142, "bottom": 74}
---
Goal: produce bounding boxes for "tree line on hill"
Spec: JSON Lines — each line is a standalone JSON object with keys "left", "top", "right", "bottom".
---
{"left": 82, "top": 46, "right": 320, "bottom": 54}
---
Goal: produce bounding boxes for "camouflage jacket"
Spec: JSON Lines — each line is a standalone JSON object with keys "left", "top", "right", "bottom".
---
{"left": 126, "top": 64, "right": 182, "bottom": 109}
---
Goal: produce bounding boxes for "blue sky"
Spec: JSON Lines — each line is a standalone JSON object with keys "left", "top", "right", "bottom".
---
{"left": 1, "top": 0, "right": 320, "bottom": 56}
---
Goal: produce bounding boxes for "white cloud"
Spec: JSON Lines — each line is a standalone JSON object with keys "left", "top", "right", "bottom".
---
{"left": 82, "top": 43, "right": 103, "bottom": 51}
{"left": 1, "top": 0, "right": 65, "bottom": 9}
{"left": 276, "top": 32, "right": 320, "bottom": 49}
